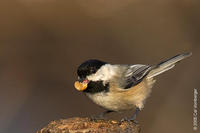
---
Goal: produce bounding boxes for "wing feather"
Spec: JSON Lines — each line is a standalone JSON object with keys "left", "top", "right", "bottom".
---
{"left": 121, "top": 65, "right": 152, "bottom": 89}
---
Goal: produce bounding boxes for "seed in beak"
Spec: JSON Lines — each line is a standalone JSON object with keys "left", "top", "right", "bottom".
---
{"left": 74, "top": 81, "right": 88, "bottom": 91}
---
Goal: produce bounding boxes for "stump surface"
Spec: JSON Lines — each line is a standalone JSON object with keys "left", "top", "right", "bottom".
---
{"left": 38, "top": 117, "right": 141, "bottom": 133}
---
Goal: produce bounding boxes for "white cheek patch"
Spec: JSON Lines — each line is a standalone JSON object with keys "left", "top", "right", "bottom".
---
{"left": 87, "top": 64, "right": 118, "bottom": 82}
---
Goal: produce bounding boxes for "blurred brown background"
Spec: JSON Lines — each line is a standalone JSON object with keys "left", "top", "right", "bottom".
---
{"left": 0, "top": 0, "right": 199, "bottom": 133}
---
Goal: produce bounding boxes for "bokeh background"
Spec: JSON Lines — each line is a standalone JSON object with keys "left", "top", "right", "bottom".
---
{"left": 0, "top": 0, "right": 199, "bottom": 133}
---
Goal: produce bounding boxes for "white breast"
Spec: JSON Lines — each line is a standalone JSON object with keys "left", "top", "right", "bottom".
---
{"left": 86, "top": 78, "right": 156, "bottom": 111}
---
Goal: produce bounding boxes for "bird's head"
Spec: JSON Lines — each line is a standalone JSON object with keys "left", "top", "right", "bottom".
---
{"left": 74, "top": 59, "right": 110, "bottom": 93}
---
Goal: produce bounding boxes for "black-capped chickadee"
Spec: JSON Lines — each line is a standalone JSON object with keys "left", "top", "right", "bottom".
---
{"left": 74, "top": 53, "right": 192, "bottom": 121}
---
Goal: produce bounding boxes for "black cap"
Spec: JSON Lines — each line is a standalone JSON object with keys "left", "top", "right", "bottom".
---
{"left": 77, "top": 59, "right": 107, "bottom": 79}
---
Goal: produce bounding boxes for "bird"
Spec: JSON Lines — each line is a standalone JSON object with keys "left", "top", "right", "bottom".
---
{"left": 74, "top": 52, "right": 192, "bottom": 122}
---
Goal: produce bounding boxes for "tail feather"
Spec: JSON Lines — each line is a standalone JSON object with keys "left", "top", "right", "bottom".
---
{"left": 147, "top": 52, "right": 192, "bottom": 79}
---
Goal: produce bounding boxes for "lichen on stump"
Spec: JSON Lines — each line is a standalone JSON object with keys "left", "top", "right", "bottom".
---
{"left": 37, "top": 117, "right": 141, "bottom": 133}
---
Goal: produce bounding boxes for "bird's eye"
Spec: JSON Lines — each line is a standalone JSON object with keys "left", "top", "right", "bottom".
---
{"left": 90, "top": 69, "right": 95, "bottom": 73}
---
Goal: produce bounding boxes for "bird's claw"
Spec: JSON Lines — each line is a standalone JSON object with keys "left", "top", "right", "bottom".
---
{"left": 120, "top": 117, "right": 138, "bottom": 124}
{"left": 89, "top": 114, "right": 105, "bottom": 121}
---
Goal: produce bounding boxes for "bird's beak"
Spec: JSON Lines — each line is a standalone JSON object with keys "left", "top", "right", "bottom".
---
{"left": 74, "top": 80, "right": 89, "bottom": 91}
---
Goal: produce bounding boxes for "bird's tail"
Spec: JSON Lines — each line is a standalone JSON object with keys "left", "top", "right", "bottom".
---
{"left": 147, "top": 52, "right": 192, "bottom": 79}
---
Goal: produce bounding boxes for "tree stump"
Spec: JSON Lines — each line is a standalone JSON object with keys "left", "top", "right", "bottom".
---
{"left": 37, "top": 117, "right": 141, "bottom": 133}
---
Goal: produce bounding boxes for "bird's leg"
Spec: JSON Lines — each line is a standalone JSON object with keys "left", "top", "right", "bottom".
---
{"left": 90, "top": 110, "right": 114, "bottom": 120}
{"left": 129, "top": 107, "right": 140, "bottom": 122}
{"left": 121, "top": 108, "right": 140, "bottom": 123}
{"left": 99, "top": 110, "right": 114, "bottom": 118}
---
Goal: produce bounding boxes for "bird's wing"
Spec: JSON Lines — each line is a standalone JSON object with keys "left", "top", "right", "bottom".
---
{"left": 119, "top": 64, "right": 152, "bottom": 89}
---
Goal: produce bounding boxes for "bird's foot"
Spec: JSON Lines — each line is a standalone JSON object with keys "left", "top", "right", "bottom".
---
{"left": 89, "top": 110, "right": 113, "bottom": 121}
{"left": 89, "top": 114, "right": 105, "bottom": 121}
{"left": 120, "top": 107, "right": 140, "bottom": 124}
{"left": 120, "top": 117, "right": 138, "bottom": 124}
